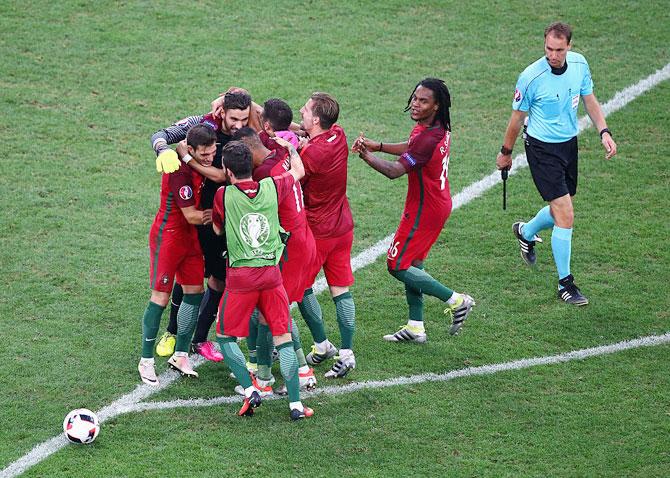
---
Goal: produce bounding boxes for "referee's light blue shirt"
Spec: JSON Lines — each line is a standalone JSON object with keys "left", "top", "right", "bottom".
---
{"left": 512, "top": 51, "right": 593, "bottom": 143}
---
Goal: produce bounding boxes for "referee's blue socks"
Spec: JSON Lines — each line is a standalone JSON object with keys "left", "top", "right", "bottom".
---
{"left": 551, "top": 226, "right": 573, "bottom": 285}
{"left": 522, "top": 205, "right": 554, "bottom": 241}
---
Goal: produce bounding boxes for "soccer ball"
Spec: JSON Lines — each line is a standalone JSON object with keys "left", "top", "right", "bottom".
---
{"left": 63, "top": 408, "right": 100, "bottom": 444}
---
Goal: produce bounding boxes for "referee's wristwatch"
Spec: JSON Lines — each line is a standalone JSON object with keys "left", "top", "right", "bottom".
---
{"left": 599, "top": 128, "right": 612, "bottom": 138}
{"left": 500, "top": 145, "right": 513, "bottom": 156}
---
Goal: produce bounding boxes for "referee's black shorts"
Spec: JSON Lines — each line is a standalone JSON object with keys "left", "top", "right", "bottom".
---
{"left": 196, "top": 225, "right": 227, "bottom": 282}
{"left": 524, "top": 135, "right": 578, "bottom": 201}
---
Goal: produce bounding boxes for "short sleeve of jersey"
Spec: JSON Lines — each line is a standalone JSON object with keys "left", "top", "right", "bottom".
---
{"left": 212, "top": 187, "right": 225, "bottom": 230}
{"left": 168, "top": 167, "right": 196, "bottom": 209}
{"left": 271, "top": 172, "right": 294, "bottom": 203}
{"left": 399, "top": 131, "right": 437, "bottom": 172}
{"left": 201, "top": 113, "right": 220, "bottom": 131}
{"left": 580, "top": 59, "right": 594, "bottom": 96}
{"left": 512, "top": 73, "right": 531, "bottom": 111}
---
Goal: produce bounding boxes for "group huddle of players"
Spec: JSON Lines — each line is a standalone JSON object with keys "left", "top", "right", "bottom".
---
{"left": 136, "top": 24, "right": 621, "bottom": 421}
{"left": 137, "top": 81, "right": 476, "bottom": 420}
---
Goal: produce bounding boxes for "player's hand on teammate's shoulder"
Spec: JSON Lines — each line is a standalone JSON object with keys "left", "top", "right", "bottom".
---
{"left": 272, "top": 135, "right": 297, "bottom": 154}
{"left": 176, "top": 140, "right": 189, "bottom": 160}
{"left": 156, "top": 149, "right": 180, "bottom": 174}
{"left": 277, "top": 137, "right": 305, "bottom": 180}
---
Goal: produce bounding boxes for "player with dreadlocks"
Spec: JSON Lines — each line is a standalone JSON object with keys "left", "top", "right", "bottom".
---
{"left": 352, "top": 78, "right": 476, "bottom": 344}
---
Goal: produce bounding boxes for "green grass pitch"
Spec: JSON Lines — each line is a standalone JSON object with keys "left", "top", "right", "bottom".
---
{"left": 1, "top": 1, "right": 669, "bottom": 476}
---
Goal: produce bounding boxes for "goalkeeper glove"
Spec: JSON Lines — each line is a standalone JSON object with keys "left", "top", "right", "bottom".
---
{"left": 155, "top": 149, "right": 180, "bottom": 173}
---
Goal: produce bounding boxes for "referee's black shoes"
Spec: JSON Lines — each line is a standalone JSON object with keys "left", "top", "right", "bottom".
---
{"left": 558, "top": 274, "right": 589, "bottom": 306}
{"left": 513, "top": 222, "right": 541, "bottom": 266}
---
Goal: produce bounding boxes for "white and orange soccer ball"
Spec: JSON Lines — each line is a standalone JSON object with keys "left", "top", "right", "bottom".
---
{"left": 63, "top": 408, "right": 100, "bottom": 444}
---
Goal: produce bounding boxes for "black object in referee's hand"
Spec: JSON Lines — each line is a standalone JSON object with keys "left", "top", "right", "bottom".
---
{"left": 501, "top": 168, "right": 509, "bottom": 210}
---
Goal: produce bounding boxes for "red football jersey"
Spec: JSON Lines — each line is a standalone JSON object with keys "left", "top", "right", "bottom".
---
{"left": 299, "top": 124, "right": 353, "bottom": 239}
{"left": 253, "top": 149, "right": 306, "bottom": 233}
{"left": 398, "top": 124, "right": 452, "bottom": 227}
{"left": 152, "top": 162, "right": 204, "bottom": 231}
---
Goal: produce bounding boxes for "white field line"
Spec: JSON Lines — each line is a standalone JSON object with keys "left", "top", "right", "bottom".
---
{"left": 121, "top": 332, "right": 670, "bottom": 413}
{"left": 2, "top": 62, "right": 669, "bottom": 478}
{"left": 3, "top": 332, "right": 669, "bottom": 478}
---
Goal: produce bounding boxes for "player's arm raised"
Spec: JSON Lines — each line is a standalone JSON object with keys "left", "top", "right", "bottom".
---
{"left": 274, "top": 136, "right": 305, "bottom": 181}
{"left": 151, "top": 115, "right": 203, "bottom": 173}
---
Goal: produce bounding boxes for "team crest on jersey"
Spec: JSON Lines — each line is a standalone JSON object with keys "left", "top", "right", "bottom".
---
{"left": 240, "top": 213, "right": 270, "bottom": 249}
{"left": 514, "top": 88, "right": 522, "bottom": 103}
{"left": 179, "top": 185, "right": 193, "bottom": 200}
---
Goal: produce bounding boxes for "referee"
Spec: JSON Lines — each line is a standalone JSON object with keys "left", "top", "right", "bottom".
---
{"left": 496, "top": 22, "right": 617, "bottom": 305}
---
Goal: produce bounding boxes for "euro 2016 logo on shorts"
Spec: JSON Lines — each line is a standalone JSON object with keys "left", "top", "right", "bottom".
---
{"left": 240, "top": 213, "right": 270, "bottom": 248}
{"left": 179, "top": 186, "right": 193, "bottom": 201}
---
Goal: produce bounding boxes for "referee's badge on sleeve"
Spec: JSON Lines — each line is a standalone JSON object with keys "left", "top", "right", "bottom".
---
{"left": 514, "top": 88, "right": 522, "bottom": 103}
